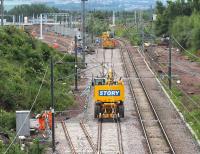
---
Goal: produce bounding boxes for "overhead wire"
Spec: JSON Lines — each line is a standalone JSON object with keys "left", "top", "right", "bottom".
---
{"left": 4, "top": 66, "right": 48, "bottom": 154}
{"left": 58, "top": 64, "right": 102, "bottom": 80}
{"left": 4, "top": 43, "right": 78, "bottom": 153}
{"left": 172, "top": 62, "right": 200, "bottom": 78}
{"left": 123, "top": 41, "right": 200, "bottom": 141}
{"left": 156, "top": 72, "right": 200, "bottom": 126}
{"left": 145, "top": 49, "right": 200, "bottom": 78}
{"left": 118, "top": 10, "right": 200, "bottom": 137}
{"left": 4, "top": 4, "right": 117, "bottom": 153}
{"left": 144, "top": 48, "right": 200, "bottom": 109}
{"left": 4, "top": 39, "right": 74, "bottom": 153}
{"left": 172, "top": 35, "right": 200, "bottom": 61}
{"left": 56, "top": 46, "right": 71, "bottom": 63}
{"left": 136, "top": 47, "right": 200, "bottom": 126}
{"left": 121, "top": 38, "right": 200, "bottom": 133}
{"left": 3, "top": 17, "right": 75, "bottom": 150}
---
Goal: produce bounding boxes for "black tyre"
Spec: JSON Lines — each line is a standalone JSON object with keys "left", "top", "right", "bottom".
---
{"left": 94, "top": 104, "right": 101, "bottom": 118}
{"left": 119, "top": 101, "right": 123, "bottom": 105}
{"left": 118, "top": 105, "right": 124, "bottom": 118}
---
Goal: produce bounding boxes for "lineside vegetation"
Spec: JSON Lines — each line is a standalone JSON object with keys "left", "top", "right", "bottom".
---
{"left": 0, "top": 26, "right": 75, "bottom": 153}
{"left": 114, "top": 2, "right": 200, "bottom": 140}
{"left": 155, "top": 0, "right": 200, "bottom": 60}
{"left": 155, "top": 0, "right": 200, "bottom": 140}
{"left": 7, "top": 4, "right": 59, "bottom": 17}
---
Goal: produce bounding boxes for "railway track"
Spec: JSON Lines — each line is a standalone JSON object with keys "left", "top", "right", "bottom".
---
{"left": 61, "top": 120, "right": 96, "bottom": 153}
{"left": 61, "top": 121, "right": 77, "bottom": 154}
{"left": 119, "top": 40, "right": 175, "bottom": 154}
{"left": 115, "top": 116, "right": 124, "bottom": 154}
{"left": 97, "top": 118, "right": 102, "bottom": 154}
{"left": 97, "top": 116, "right": 124, "bottom": 154}
{"left": 79, "top": 120, "right": 97, "bottom": 153}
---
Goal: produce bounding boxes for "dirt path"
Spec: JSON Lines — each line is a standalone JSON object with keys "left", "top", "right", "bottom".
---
{"left": 27, "top": 25, "right": 74, "bottom": 53}
{"left": 146, "top": 46, "right": 200, "bottom": 94}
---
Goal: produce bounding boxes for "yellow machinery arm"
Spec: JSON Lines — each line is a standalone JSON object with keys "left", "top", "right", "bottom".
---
{"left": 93, "top": 69, "right": 125, "bottom": 119}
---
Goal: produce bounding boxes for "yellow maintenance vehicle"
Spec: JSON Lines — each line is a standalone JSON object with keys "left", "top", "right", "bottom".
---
{"left": 101, "top": 32, "right": 115, "bottom": 49}
{"left": 93, "top": 69, "right": 125, "bottom": 119}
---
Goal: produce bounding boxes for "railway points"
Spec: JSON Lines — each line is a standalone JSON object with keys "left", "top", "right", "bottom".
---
{"left": 1, "top": 3, "right": 200, "bottom": 154}
{"left": 54, "top": 38, "right": 199, "bottom": 154}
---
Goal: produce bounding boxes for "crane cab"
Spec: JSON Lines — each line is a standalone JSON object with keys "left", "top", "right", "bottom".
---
{"left": 93, "top": 70, "right": 125, "bottom": 119}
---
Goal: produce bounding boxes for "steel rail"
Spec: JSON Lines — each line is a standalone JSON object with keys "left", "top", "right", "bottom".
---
{"left": 61, "top": 121, "right": 77, "bottom": 154}
{"left": 79, "top": 120, "right": 97, "bottom": 153}
{"left": 115, "top": 116, "right": 124, "bottom": 154}
{"left": 120, "top": 39, "right": 176, "bottom": 154}
{"left": 97, "top": 118, "right": 102, "bottom": 154}
{"left": 119, "top": 45, "right": 153, "bottom": 154}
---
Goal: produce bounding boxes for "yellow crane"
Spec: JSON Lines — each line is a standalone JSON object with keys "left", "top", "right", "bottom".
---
{"left": 93, "top": 69, "right": 125, "bottom": 119}
{"left": 101, "top": 32, "right": 115, "bottom": 49}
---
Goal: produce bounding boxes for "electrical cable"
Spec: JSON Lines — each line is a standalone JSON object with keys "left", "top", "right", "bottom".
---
{"left": 4, "top": 66, "right": 48, "bottom": 154}
{"left": 59, "top": 64, "right": 102, "bottom": 80}
{"left": 172, "top": 35, "right": 200, "bottom": 61}
{"left": 121, "top": 13, "right": 200, "bottom": 128}
{"left": 122, "top": 41, "right": 200, "bottom": 144}
{"left": 145, "top": 49, "right": 200, "bottom": 78}
{"left": 144, "top": 50, "right": 200, "bottom": 109}
{"left": 56, "top": 48, "right": 70, "bottom": 63}
{"left": 158, "top": 76, "right": 200, "bottom": 126}
{"left": 122, "top": 39, "right": 200, "bottom": 127}
{"left": 172, "top": 62, "right": 200, "bottom": 78}
{"left": 136, "top": 47, "right": 200, "bottom": 126}
{"left": 155, "top": 46, "right": 200, "bottom": 64}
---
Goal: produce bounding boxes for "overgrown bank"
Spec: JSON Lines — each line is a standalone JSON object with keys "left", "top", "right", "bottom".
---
{"left": 0, "top": 26, "right": 75, "bottom": 153}
{"left": 155, "top": 1, "right": 200, "bottom": 61}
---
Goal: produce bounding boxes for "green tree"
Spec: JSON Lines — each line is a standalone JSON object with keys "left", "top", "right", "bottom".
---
{"left": 8, "top": 4, "right": 59, "bottom": 17}
{"left": 170, "top": 16, "right": 191, "bottom": 48}
{"left": 154, "top": 0, "right": 192, "bottom": 36}
{"left": 170, "top": 12, "right": 200, "bottom": 51}
{"left": 87, "top": 11, "right": 109, "bottom": 36}
{"left": 0, "top": 26, "right": 75, "bottom": 112}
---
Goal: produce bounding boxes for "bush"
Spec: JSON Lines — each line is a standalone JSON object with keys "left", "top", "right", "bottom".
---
{"left": 28, "top": 139, "right": 45, "bottom": 154}
{"left": 0, "top": 26, "right": 75, "bottom": 112}
{"left": 116, "top": 26, "right": 142, "bottom": 46}
{"left": 0, "top": 110, "right": 15, "bottom": 131}
{"left": 0, "top": 143, "right": 26, "bottom": 154}
{"left": 170, "top": 13, "right": 200, "bottom": 53}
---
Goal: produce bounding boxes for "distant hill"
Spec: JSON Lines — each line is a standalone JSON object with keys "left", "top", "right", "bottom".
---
{"left": 5, "top": 0, "right": 167, "bottom": 11}
{"left": 48, "top": 0, "right": 158, "bottom": 11}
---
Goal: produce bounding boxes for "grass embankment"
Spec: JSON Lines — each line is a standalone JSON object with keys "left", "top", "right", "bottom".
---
{"left": 158, "top": 78, "right": 200, "bottom": 140}
{"left": 115, "top": 25, "right": 141, "bottom": 46}
{"left": 115, "top": 24, "right": 153, "bottom": 46}
{"left": 117, "top": 23, "right": 200, "bottom": 140}
{"left": 0, "top": 26, "right": 75, "bottom": 153}
{"left": 149, "top": 46, "right": 200, "bottom": 140}
{"left": 155, "top": 5, "right": 200, "bottom": 134}
{"left": 155, "top": 1, "right": 200, "bottom": 63}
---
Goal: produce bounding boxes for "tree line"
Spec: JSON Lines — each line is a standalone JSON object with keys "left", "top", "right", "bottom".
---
{"left": 8, "top": 4, "right": 59, "bottom": 17}
{"left": 155, "top": 0, "right": 200, "bottom": 53}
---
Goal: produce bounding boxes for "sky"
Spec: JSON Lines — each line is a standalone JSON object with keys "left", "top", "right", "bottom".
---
{"left": 4, "top": 0, "right": 167, "bottom": 11}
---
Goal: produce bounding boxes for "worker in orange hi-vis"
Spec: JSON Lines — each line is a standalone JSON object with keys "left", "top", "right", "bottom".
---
{"left": 38, "top": 114, "right": 45, "bottom": 130}
{"left": 38, "top": 111, "right": 53, "bottom": 130}
{"left": 47, "top": 111, "right": 52, "bottom": 129}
